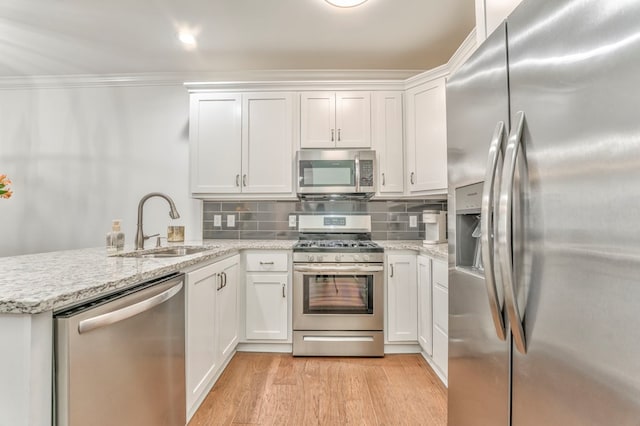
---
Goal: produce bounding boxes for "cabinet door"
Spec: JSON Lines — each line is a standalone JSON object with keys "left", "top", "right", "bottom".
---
{"left": 405, "top": 78, "right": 448, "bottom": 193}
{"left": 245, "top": 273, "right": 288, "bottom": 340}
{"left": 301, "top": 92, "right": 335, "bottom": 148}
{"left": 335, "top": 91, "right": 371, "bottom": 148}
{"left": 242, "top": 93, "right": 295, "bottom": 194}
{"left": 417, "top": 256, "right": 433, "bottom": 355}
{"left": 386, "top": 254, "right": 418, "bottom": 342}
{"left": 189, "top": 93, "right": 242, "bottom": 194}
{"left": 217, "top": 258, "right": 239, "bottom": 361}
{"left": 186, "top": 262, "right": 220, "bottom": 412}
{"left": 373, "top": 91, "right": 404, "bottom": 194}
{"left": 432, "top": 259, "right": 448, "bottom": 378}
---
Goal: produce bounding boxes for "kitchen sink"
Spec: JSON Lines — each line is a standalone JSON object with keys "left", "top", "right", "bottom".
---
{"left": 113, "top": 246, "right": 214, "bottom": 258}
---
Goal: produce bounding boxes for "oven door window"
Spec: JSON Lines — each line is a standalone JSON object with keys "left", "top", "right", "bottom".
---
{"left": 303, "top": 274, "right": 373, "bottom": 314}
{"left": 299, "top": 160, "right": 356, "bottom": 187}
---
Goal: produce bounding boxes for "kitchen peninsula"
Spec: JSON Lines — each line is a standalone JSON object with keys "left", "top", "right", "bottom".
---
{"left": 0, "top": 239, "right": 446, "bottom": 425}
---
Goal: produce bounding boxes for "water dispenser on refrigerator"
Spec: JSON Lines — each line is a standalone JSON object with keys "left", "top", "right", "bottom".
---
{"left": 455, "top": 182, "right": 484, "bottom": 272}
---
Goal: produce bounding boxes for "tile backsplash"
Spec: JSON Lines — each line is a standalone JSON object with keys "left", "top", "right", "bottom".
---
{"left": 203, "top": 199, "right": 447, "bottom": 240}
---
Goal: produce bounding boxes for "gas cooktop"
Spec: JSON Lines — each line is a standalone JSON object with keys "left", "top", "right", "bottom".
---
{"left": 293, "top": 239, "right": 383, "bottom": 252}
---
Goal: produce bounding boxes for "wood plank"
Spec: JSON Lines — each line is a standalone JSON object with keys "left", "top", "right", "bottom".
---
{"left": 189, "top": 353, "right": 447, "bottom": 426}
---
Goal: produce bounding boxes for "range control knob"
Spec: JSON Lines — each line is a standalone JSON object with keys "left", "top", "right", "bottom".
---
{"left": 307, "top": 255, "right": 315, "bottom": 262}
{"left": 335, "top": 254, "right": 342, "bottom": 262}
{"left": 363, "top": 255, "right": 370, "bottom": 262}
{"left": 353, "top": 255, "right": 361, "bottom": 262}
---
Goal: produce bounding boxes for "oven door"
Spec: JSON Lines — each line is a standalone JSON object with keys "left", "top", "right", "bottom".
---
{"left": 293, "top": 263, "right": 383, "bottom": 331}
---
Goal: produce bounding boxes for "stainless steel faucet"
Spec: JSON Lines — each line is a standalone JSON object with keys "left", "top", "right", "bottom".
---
{"left": 135, "top": 192, "right": 180, "bottom": 250}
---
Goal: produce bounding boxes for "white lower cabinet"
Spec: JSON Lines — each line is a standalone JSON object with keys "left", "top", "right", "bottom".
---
{"left": 417, "top": 255, "right": 433, "bottom": 355}
{"left": 244, "top": 251, "right": 290, "bottom": 341}
{"left": 386, "top": 254, "right": 418, "bottom": 342}
{"left": 216, "top": 258, "right": 239, "bottom": 361}
{"left": 245, "top": 274, "right": 288, "bottom": 340}
{"left": 185, "top": 254, "right": 240, "bottom": 419}
{"left": 431, "top": 258, "right": 448, "bottom": 381}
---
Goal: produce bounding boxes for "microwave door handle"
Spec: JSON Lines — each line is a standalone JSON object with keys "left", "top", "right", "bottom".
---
{"left": 355, "top": 155, "right": 360, "bottom": 192}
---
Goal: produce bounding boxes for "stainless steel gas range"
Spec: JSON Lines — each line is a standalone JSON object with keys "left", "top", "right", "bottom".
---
{"left": 292, "top": 215, "right": 384, "bottom": 357}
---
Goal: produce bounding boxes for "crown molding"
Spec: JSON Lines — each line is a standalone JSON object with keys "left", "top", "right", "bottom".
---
{"left": 446, "top": 29, "right": 478, "bottom": 79}
{"left": 0, "top": 69, "right": 422, "bottom": 90}
{"left": 185, "top": 79, "right": 409, "bottom": 92}
{"left": 0, "top": 32, "right": 480, "bottom": 91}
{"left": 403, "top": 64, "right": 450, "bottom": 90}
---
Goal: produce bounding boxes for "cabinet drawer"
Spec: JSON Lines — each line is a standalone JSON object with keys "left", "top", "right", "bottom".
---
{"left": 245, "top": 253, "right": 288, "bottom": 272}
{"left": 433, "top": 284, "right": 448, "bottom": 332}
{"left": 432, "top": 259, "right": 448, "bottom": 289}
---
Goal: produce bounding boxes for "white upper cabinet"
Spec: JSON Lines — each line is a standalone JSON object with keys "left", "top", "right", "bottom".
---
{"left": 242, "top": 93, "right": 295, "bottom": 193}
{"left": 301, "top": 91, "right": 371, "bottom": 148}
{"left": 190, "top": 93, "right": 242, "bottom": 194}
{"left": 190, "top": 92, "right": 296, "bottom": 197}
{"left": 372, "top": 91, "right": 404, "bottom": 195}
{"left": 405, "top": 77, "right": 448, "bottom": 194}
{"left": 476, "top": 0, "right": 524, "bottom": 42}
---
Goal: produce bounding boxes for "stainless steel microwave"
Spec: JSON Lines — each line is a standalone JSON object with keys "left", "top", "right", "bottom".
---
{"left": 296, "top": 149, "right": 376, "bottom": 198}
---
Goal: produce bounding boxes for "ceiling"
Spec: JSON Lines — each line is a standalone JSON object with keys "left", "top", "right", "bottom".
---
{"left": 0, "top": 0, "right": 475, "bottom": 78}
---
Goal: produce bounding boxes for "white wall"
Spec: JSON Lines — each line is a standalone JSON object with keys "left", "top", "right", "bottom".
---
{"left": 0, "top": 83, "right": 202, "bottom": 256}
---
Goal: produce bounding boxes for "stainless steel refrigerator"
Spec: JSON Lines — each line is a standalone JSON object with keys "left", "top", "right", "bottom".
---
{"left": 447, "top": 0, "right": 640, "bottom": 424}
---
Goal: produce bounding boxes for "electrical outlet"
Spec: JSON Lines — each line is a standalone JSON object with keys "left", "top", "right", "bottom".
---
{"left": 213, "top": 215, "right": 222, "bottom": 227}
{"left": 409, "top": 215, "right": 418, "bottom": 228}
{"left": 289, "top": 215, "right": 297, "bottom": 228}
{"left": 226, "top": 214, "right": 235, "bottom": 228}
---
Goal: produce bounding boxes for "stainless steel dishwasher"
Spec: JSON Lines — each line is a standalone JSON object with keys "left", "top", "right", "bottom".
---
{"left": 54, "top": 272, "right": 186, "bottom": 426}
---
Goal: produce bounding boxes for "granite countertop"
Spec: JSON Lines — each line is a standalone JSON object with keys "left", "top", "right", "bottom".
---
{"left": 376, "top": 240, "right": 448, "bottom": 261}
{"left": 0, "top": 240, "right": 295, "bottom": 315}
{"left": 0, "top": 239, "right": 446, "bottom": 315}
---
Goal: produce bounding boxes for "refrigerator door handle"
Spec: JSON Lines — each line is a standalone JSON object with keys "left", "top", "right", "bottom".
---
{"left": 498, "top": 110, "right": 527, "bottom": 354}
{"left": 481, "top": 120, "right": 507, "bottom": 341}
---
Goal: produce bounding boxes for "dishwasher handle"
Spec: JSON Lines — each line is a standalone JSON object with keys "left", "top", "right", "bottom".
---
{"left": 78, "top": 280, "right": 183, "bottom": 334}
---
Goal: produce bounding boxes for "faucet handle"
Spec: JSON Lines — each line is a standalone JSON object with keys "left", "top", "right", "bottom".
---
{"left": 155, "top": 236, "right": 167, "bottom": 248}
{"left": 144, "top": 233, "right": 160, "bottom": 241}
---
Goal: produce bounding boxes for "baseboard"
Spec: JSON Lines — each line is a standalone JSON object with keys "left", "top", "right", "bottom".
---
{"left": 236, "top": 342, "right": 293, "bottom": 353}
{"left": 420, "top": 351, "right": 448, "bottom": 387}
{"left": 383, "top": 343, "right": 422, "bottom": 354}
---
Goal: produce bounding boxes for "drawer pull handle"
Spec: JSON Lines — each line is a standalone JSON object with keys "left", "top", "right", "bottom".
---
{"left": 260, "top": 261, "right": 275, "bottom": 265}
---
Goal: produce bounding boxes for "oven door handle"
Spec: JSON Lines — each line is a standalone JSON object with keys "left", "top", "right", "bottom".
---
{"left": 294, "top": 265, "right": 384, "bottom": 273}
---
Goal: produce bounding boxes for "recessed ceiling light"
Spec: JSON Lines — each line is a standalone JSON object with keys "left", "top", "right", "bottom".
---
{"left": 325, "top": 0, "right": 368, "bottom": 8}
{"left": 178, "top": 30, "right": 197, "bottom": 49}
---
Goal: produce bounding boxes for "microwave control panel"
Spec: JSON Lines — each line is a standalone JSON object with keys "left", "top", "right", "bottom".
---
{"left": 359, "top": 160, "right": 374, "bottom": 187}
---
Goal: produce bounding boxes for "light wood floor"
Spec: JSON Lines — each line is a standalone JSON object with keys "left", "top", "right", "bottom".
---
{"left": 189, "top": 353, "right": 447, "bottom": 426}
